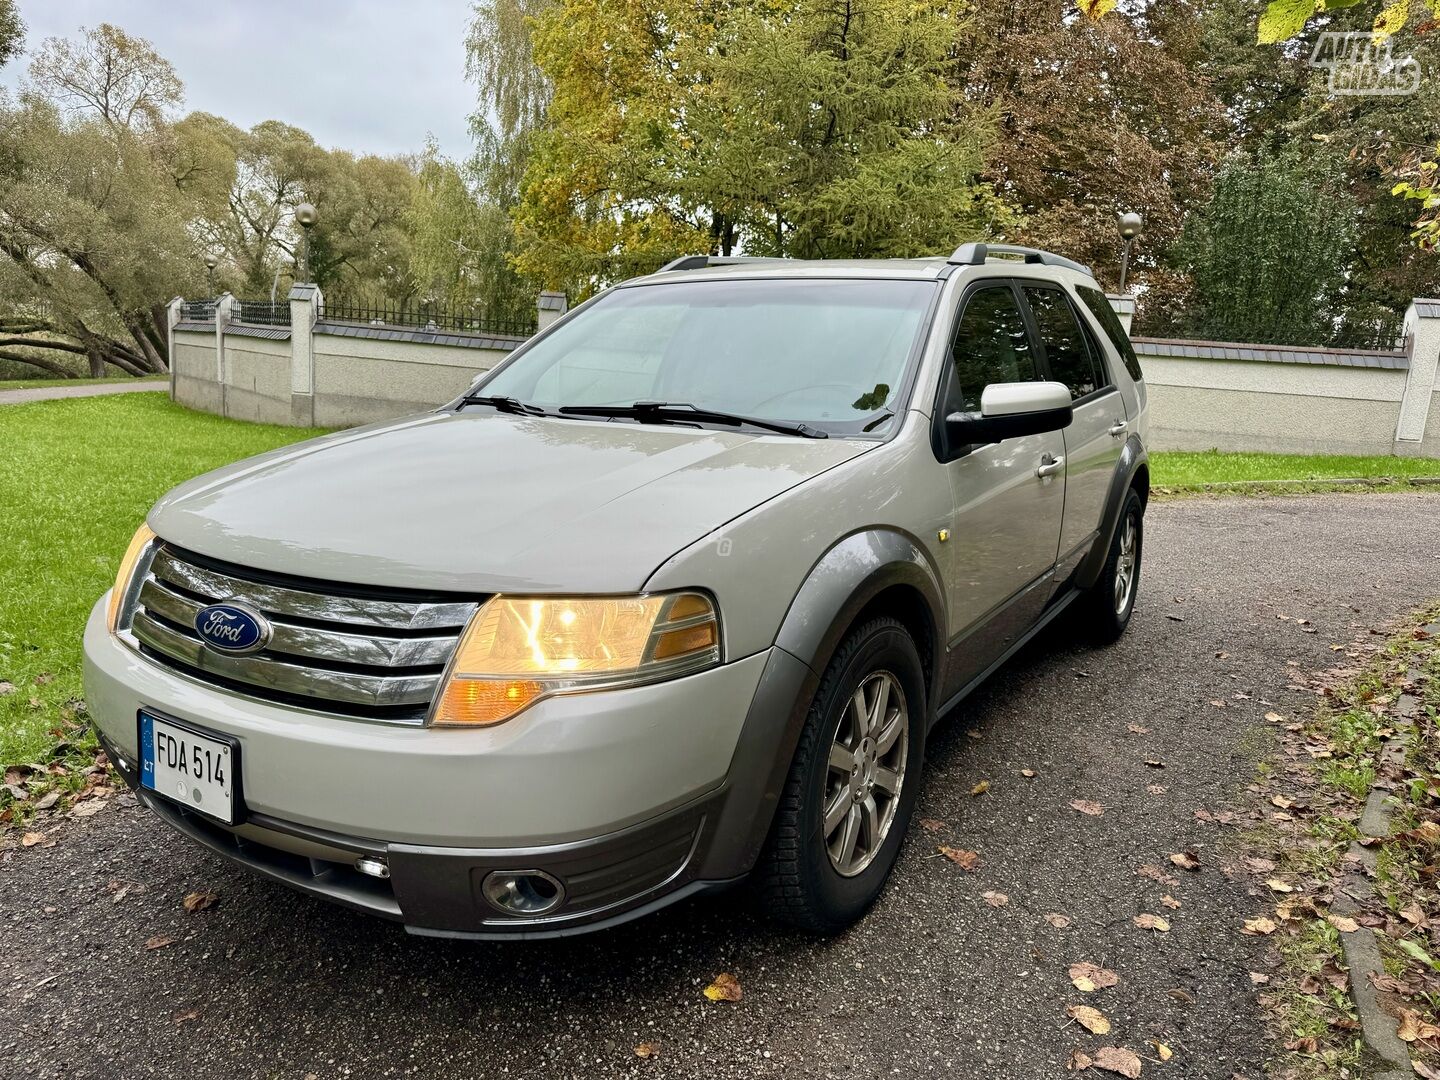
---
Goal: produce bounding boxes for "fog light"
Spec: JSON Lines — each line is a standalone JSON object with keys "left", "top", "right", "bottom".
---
{"left": 481, "top": 869, "right": 565, "bottom": 916}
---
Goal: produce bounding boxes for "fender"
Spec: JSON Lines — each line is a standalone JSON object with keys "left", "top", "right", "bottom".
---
{"left": 774, "top": 529, "right": 946, "bottom": 703}
{"left": 694, "top": 530, "right": 947, "bottom": 881}
{"left": 1075, "top": 435, "right": 1149, "bottom": 590}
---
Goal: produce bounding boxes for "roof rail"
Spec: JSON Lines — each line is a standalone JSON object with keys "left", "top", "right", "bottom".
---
{"left": 948, "top": 242, "right": 1091, "bottom": 276}
{"left": 656, "top": 254, "right": 789, "bottom": 272}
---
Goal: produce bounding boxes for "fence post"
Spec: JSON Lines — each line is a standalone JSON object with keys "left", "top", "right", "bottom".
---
{"left": 1107, "top": 293, "right": 1136, "bottom": 336}
{"left": 289, "top": 284, "right": 321, "bottom": 427}
{"left": 1395, "top": 299, "right": 1440, "bottom": 453}
{"left": 165, "top": 296, "right": 182, "bottom": 400}
{"left": 215, "top": 293, "right": 235, "bottom": 417}
{"left": 537, "top": 291, "right": 568, "bottom": 332}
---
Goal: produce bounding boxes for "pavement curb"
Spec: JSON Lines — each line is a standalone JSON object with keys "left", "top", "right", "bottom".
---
{"left": 1157, "top": 476, "right": 1440, "bottom": 496}
{"left": 1331, "top": 620, "right": 1439, "bottom": 1078}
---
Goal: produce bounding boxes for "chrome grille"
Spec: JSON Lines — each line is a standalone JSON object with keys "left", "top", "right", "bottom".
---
{"left": 127, "top": 546, "right": 481, "bottom": 723}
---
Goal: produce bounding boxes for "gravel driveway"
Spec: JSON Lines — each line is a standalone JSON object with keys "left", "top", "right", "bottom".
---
{"left": 3, "top": 492, "right": 1438, "bottom": 1080}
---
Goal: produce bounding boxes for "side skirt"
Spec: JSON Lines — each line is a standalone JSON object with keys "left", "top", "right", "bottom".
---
{"left": 929, "top": 586, "right": 1082, "bottom": 729}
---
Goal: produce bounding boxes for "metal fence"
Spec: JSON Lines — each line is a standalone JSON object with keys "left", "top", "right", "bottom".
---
{"left": 180, "top": 299, "right": 216, "bottom": 322}
{"left": 232, "top": 299, "right": 292, "bottom": 327}
{"left": 321, "top": 299, "right": 536, "bottom": 339}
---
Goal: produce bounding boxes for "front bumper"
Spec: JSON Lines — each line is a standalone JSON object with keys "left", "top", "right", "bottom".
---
{"left": 83, "top": 597, "right": 814, "bottom": 937}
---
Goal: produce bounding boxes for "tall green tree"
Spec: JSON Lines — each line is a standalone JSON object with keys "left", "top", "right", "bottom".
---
{"left": 0, "top": 0, "right": 22, "bottom": 72}
{"left": 1177, "top": 149, "right": 1364, "bottom": 346}
{"left": 514, "top": 0, "right": 1012, "bottom": 293}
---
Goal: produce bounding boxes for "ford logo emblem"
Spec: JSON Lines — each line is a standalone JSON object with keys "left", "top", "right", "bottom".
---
{"left": 194, "top": 602, "right": 272, "bottom": 656}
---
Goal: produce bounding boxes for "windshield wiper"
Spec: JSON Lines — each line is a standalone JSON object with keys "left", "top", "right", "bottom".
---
{"left": 456, "top": 394, "right": 549, "bottom": 416}
{"left": 557, "top": 401, "right": 828, "bottom": 439}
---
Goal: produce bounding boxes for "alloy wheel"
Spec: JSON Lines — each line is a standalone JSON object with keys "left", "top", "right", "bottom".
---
{"left": 822, "top": 670, "right": 909, "bottom": 877}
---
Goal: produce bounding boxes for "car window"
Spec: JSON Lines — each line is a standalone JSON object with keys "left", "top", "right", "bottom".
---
{"left": 481, "top": 278, "right": 935, "bottom": 436}
{"left": 1075, "top": 285, "right": 1144, "bottom": 383}
{"left": 944, "top": 285, "right": 1037, "bottom": 414}
{"left": 1023, "top": 285, "right": 1102, "bottom": 400}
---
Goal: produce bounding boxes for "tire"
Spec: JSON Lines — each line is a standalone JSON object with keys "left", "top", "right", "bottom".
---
{"left": 1082, "top": 487, "right": 1144, "bottom": 645}
{"left": 754, "top": 616, "right": 927, "bottom": 933}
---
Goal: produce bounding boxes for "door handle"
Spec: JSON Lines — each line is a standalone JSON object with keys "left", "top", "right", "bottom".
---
{"left": 1108, "top": 420, "right": 1128, "bottom": 438}
{"left": 1036, "top": 453, "right": 1065, "bottom": 479}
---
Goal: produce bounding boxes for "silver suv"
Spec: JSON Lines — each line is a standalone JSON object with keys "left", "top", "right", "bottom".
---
{"left": 84, "top": 244, "right": 1148, "bottom": 937}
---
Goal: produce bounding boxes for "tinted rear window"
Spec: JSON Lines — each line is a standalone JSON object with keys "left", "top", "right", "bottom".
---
{"left": 1076, "top": 286, "right": 1144, "bottom": 383}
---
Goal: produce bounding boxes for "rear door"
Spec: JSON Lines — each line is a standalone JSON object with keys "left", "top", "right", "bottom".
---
{"left": 1019, "top": 283, "right": 1128, "bottom": 575}
{"left": 935, "top": 280, "right": 1066, "bottom": 690}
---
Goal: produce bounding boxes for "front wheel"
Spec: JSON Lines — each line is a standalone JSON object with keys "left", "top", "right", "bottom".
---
{"left": 753, "top": 616, "right": 927, "bottom": 933}
{"left": 1081, "top": 487, "right": 1144, "bottom": 644}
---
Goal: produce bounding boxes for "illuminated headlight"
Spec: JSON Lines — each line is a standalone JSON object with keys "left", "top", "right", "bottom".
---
{"left": 107, "top": 523, "right": 157, "bottom": 633}
{"left": 430, "top": 592, "right": 721, "bottom": 726}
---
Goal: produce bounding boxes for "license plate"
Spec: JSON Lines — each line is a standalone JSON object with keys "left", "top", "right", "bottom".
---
{"left": 139, "top": 712, "right": 238, "bottom": 825}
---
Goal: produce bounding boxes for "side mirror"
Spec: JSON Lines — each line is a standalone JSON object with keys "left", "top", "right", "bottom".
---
{"left": 945, "top": 381, "right": 1073, "bottom": 445}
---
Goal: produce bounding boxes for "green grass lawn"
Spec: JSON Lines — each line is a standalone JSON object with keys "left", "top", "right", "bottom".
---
{"left": 1150, "top": 450, "right": 1440, "bottom": 488}
{"left": 0, "top": 394, "right": 329, "bottom": 765}
{"left": 0, "top": 375, "right": 168, "bottom": 392}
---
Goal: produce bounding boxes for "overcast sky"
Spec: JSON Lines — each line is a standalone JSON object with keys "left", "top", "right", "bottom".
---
{"left": 0, "top": 0, "right": 478, "bottom": 160}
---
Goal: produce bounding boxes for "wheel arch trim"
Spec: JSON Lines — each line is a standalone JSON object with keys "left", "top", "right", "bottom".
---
{"left": 1075, "top": 436, "right": 1148, "bottom": 590}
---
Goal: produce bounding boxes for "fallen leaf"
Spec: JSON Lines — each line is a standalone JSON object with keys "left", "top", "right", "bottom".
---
{"left": 981, "top": 890, "right": 1009, "bottom": 908}
{"left": 1150, "top": 1041, "right": 1173, "bottom": 1062}
{"left": 1249, "top": 971, "right": 1271, "bottom": 985}
{"left": 971, "top": 780, "right": 990, "bottom": 796}
{"left": 1243, "top": 917, "right": 1277, "bottom": 935}
{"left": 1264, "top": 711, "right": 1284, "bottom": 723}
{"left": 1126, "top": 724, "right": 1152, "bottom": 735}
{"left": 0, "top": 681, "right": 13, "bottom": 695}
{"left": 1265, "top": 879, "right": 1295, "bottom": 894}
{"left": 1046, "top": 913, "right": 1072, "bottom": 928}
{"left": 172, "top": 1008, "right": 199, "bottom": 1026}
{"left": 69, "top": 800, "right": 105, "bottom": 819}
{"left": 1216, "top": 651, "right": 1229, "bottom": 659}
{"left": 1146, "top": 784, "right": 1167, "bottom": 795}
{"left": 1396, "top": 1008, "right": 1440, "bottom": 1042}
{"left": 1133, "top": 913, "right": 1170, "bottom": 932}
{"left": 21, "top": 831, "right": 44, "bottom": 848}
{"left": 1167, "top": 987, "right": 1194, "bottom": 1004}
{"left": 1271, "top": 795, "right": 1294, "bottom": 809}
{"left": 918, "top": 818, "right": 946, "bottom": 832}
{"left": 938, "top": 846, "right": 981, "bottom": 870}
{"left": 1067, "top": 1004, "right": 1111, "bottom": 1034}
{"left": 1068, "top": 961, "right": 1120, "bottom": 992}
{"left": 1091, "top": 1046, "right": 1142, "bottom": 1077}
{"left": 702, "top": 972, "right": 742, "bottom": 1002}
{"left": 634, "top": 1042, "right": 662, "bottom": 1059}
{"left": 1068, "top": 1049, "right": 1094, "bottom": 1071}
{"left": 1244, "top": 856, "right": 1277, "bottom": 874}
{"left": 1169, "top": 851, "right": 1201, "bottom": 872}
{"left": 1285, "top": 1036, "right": 1318, "bottom": 1053}
{"left": 182, "top": 890, "right": 219, "bottom": 914}
{"left": 1327, "top": 914, "right": 1360, "bottom": 933}
{"left": 1137, "top": 864, "right": 1179, "bottom": 886}
{"left": 32, "top": 790, "right": 59, "bottom": 811}
{"left": 1021, "top": 769, "right": 1037, "bottom": 778}
{"left": 1401, "top": 903, "right": 1429, "bottom": 928}
{"left": 1208, "top": 699, "right": 1227, "bottom": 708}
{"left": 144, "top": 935, "right": 175, "bottom": 950}
{"left": 1161, "top": 895, "right": 1181, "bottom": 910}
{"left": 1070, "top": 799, "right": 1104, "bottom": 817}
{"left": 1414, "top": 1061, "right": 1440, "bottom": 1080}
{"left": 1144, "top": 759, "right": 1165, "bottom": 769}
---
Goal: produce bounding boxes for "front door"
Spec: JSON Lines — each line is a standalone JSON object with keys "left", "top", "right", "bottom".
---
{"left": 1019, "top": 283, "right": 1129, "bottom": 576}
{"left": 936, "top": 281, "right": 1066, "bottom": 693}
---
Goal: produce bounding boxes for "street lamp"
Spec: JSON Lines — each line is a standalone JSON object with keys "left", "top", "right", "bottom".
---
{"left": 294, "top": 203, "right": 318, "bottom": 284}
{"left": 204, "top": 253, "right": 218, "bottom": 295}
{"left": 1117, "top": 212, "right": 1144, "bottom": 293}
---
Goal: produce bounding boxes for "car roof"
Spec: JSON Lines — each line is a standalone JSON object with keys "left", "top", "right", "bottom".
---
{"left": 626, "top": 256, "right": 1098, "bottom": 288}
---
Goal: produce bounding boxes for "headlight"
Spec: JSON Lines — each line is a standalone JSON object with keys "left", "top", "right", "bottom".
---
{"left": 431, "top": 592, "right": 720, "bottom": 726}
{"left": 107, "top": 523, "right": 157, "bottom": 633}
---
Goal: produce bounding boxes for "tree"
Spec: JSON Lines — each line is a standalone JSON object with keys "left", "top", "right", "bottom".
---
{"left": 0, "top": 0, "right": 22, "bottom": 72}
{"left": 513, "top": 0, "right": 1012, "bottom": 293}
{"left": 27, "top": 23, "right": 181, "bottom": 134}
{"left": 1176, "top": 149, "right": 1361, "bottom": 346}
{"left": 0, "top": 25, "right": 199, "bottom": 378}
{"left": 951, "top": 1, "right": 1225, "bottom": 309}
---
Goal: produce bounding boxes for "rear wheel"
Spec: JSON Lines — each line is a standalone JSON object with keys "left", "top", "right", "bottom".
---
{"left": 1082, "top": 487, "right": 1144, "bottom": 644}
{"left": 754, "top": 617, "right": 926, "bottom": 933}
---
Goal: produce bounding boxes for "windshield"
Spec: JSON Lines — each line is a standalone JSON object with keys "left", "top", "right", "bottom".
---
{"left": 476, "top": 278, "right": 936, "bottom": 436}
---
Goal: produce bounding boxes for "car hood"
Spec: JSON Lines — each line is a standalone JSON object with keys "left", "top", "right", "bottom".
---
{"left": 149, "top": 411, "right": 874, "bottom": 594}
